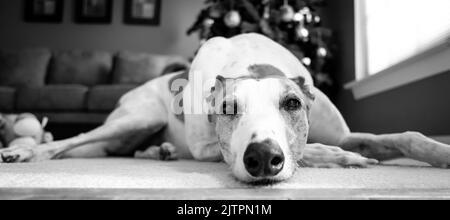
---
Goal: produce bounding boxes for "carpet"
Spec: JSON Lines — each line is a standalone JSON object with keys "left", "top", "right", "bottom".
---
{"left": 0, "top": 158, "right": 450, "bottom": 199}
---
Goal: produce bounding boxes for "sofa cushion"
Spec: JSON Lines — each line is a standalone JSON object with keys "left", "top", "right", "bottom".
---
{"left": 87, "top": 85, "right": 135, "bottom": 112}
{"left": 0, "top": 87, "right": 16, "bottom": 112}
{"left": 113, "top": 52, "right": 189, "bottom": 85}
{"left": 49, "top": 50, "right": 113, "bottom": 86}
{"left": 16, "top": 85, "right": 88, "bottom": 111}
{"left": 0, "top": 49, "right": 51, "bottom": 87}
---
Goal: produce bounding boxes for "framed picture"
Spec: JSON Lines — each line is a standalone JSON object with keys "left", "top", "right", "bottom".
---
{"left": 124, "top": 0, "right": 161, "bottom": 26}
{"left": 74, "top": 0, "right": 113, "bottom": 24}
{"left": 24, "top": 0, "right": 64, "bottom": 23}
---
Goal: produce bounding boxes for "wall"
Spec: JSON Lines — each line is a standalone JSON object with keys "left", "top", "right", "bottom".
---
{"left": 323, "top": 0, "right": 450, "bottom": 136}
{"left": 0, "top": 0, "right": 203, "bottom": 57}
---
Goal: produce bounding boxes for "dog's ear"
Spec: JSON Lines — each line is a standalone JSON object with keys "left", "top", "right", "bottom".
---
{"left": 291, "top": 76, "right": 316, "bottom": 114}
{"left": 207, "top": 75, "right": 227, "bottom": 123}
{"left": 291, "top": 76, "right": 315, "bottom": 101}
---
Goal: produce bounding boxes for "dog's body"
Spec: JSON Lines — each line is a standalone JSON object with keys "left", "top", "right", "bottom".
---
{"left": 1, "top": 34, "right": 450, "bottom": 183}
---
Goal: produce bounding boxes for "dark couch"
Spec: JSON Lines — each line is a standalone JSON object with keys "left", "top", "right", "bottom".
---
{"left": 0, "top": 49, "right": 189, "bottom": 124}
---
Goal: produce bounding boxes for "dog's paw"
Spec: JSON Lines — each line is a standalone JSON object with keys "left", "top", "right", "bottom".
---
{"left": 302, "top": 144, "right": 379, "bottom": 169}
{"left": 0, "top": 146, "right": 35, "bottom": 163}
{"left": 159, "top": 143, "right": 179, "bottom": 161}
{"left": 135, "top": 142, "right": 179, "bottom": 161}
{"left": 399, "top": 132, "right": 450, "bottom": 169}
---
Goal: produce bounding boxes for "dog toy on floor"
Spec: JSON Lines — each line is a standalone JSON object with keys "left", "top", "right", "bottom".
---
{"left": 0, "top": 113, "right": 53, "bottom": 149}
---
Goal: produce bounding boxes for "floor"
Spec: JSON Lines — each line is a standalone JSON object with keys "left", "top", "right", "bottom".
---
{"left": 1, "top": 158, "right": 450, "bottom": 200}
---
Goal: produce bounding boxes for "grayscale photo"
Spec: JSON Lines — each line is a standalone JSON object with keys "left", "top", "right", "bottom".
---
{"left": 83, "top": 0, "right": 108, "bottom": 17}
{"left": 131, "top": 0, "right": 157, "bottom": 19}
{"left": 1, "top": 0, "right": 450, "bottom": 204}
{"left": 34, "top": 0, "right": 57, "bottom": 15}
{"left": 24, "top": 0, "right": 63, "bottom": 23}
{"left": 75, "top": 0, "right": 113, "bottom": 23}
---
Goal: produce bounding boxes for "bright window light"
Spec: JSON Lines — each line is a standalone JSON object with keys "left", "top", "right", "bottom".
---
{"left": 363, "top": 0, "right": 450, "bottom": 74}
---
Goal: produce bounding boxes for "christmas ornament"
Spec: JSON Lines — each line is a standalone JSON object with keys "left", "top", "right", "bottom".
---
{"left": 302, "top": 57, "right": 312, "bottom": 66}
{"left": 280, "top": 1, "right": 295, "bottom": 22}
{"left": 296, "top": 25, "right": 309, "bottom": 41}
{"left": 293, "top": 12, "right": 304, "bottom": 22}
{"left": 314, "top": 15, "right": 321, "bottom": 24}
{"left": 298, "top": 7, "right": 313, "bottom": 23}
{"left": 299, "top": 7, "right": 311, "bottom": 15}
{"left": 306, "top": 13, "right": 313, "bottom": 23}
{"left": 317, "top": 47, "right": 328, "bottom": 57}
{"left": 263, "top": 5, "right": 271, "bottom": 19}
{"left": 203, "top": 18, "right": 215, "bottom": 28}
{"left": 224, "top": 10, "right": 241, "bottom": 28}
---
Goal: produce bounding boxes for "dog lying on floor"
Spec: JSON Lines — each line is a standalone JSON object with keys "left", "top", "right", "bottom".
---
{"left": 1, "top": 34, "right": 449, "bottom": 184}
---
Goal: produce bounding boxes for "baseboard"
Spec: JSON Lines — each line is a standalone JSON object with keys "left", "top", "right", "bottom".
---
{"left": 431, "top": 136, "right": 450, "bottom": 145}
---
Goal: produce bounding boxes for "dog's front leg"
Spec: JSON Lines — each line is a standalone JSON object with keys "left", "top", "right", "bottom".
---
{"left": 341, "top": 132, "right": 450, "bottom": 168}
{"left": 190, "top": 141, "right": 223, "bottom": 162}
{"left": 0, "top": 115, "right": 166, "bottom": 163}
{"left": 300, "top": 143, "right": 379, "bottom": 168}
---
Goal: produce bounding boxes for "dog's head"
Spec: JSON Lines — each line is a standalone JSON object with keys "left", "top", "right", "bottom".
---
{"left": 208, "top": 64, "right": 315, "bottom": 184}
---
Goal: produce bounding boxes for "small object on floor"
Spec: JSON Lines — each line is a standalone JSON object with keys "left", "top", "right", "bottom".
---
{"left": 135, "top": 142, "right": 179, "bottom": 161}
{"left": 0, "top": 113, "right": 53, "bottom": 149}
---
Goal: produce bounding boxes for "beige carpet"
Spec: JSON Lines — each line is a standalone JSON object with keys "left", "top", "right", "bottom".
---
{"left": 0, "top": 158, "right": 450, "bottom": 199}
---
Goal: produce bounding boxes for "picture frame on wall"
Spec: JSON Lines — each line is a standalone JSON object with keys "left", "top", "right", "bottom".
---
{"left": 124, "top": 0, "right": 162, "bottom": 26}
{"left": 74, "top": 0, "right": 113, "bottom": 24}
{"left": 24, "top": 0, "right": 64, "bottom": 23}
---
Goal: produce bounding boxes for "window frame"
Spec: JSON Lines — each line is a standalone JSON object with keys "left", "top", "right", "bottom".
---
{"left": 346, "top": 0, "right": 450, "bottom": 100}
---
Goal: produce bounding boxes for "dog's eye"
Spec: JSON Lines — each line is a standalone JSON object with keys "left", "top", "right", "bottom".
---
{"left": 284, "top": 98, "right": 302, "bottom": 111}
{"left": 222, "top": 101, "right": 238, "bottom": 115}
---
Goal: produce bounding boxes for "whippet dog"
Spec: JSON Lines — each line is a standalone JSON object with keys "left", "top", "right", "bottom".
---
{"left": 1, "top": 34, "right": 449, "bottom": 184}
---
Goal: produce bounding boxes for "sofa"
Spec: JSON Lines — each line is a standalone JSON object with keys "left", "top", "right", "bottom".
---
{"left": 0, "top": 49, "right": 189, "bottom": 124}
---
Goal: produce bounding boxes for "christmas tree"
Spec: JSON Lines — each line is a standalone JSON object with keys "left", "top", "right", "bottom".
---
{"left": 187, "top": 0, "right": 335, "bottom": 94}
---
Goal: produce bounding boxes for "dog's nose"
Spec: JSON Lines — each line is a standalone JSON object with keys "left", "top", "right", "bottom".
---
{"left": 243, "top": 140, "right": 285, "bottom": 177}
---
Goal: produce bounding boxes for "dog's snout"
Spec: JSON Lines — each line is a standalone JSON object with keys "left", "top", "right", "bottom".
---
{"left": 243, "top": 140, "right": 285, "bottom": 177}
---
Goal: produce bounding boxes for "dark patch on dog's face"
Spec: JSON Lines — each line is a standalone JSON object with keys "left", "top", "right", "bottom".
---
{"left": 168, "top": 71, "right": 189, "bottom": 123}
{"left": 290, "top": 77, "right": 315, "bottom": 104}
{"left": 207, "top": 76, "right": 224, "bottom": 124}
{"left": 248, "top": 64, "right": 286, "bottom": 79}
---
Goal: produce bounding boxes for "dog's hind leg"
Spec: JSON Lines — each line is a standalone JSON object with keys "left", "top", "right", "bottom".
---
{"left": 0, "top": 80, "right": 171, "bottom": 164}
{"left": 0, "top": 113, "right": 167, "bottom": 163}
{"left": 308, "top": 87, "right": 351, "bottom": 146}
{"left": 57, "top": 141, "right": 120, "bottom": 159}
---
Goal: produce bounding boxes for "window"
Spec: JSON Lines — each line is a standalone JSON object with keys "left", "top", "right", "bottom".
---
{"left": 348, "top": 0, "right": 450, "bottom": 100}
{"left": 362, "top": 0, "right": 450, "bottom": 75}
